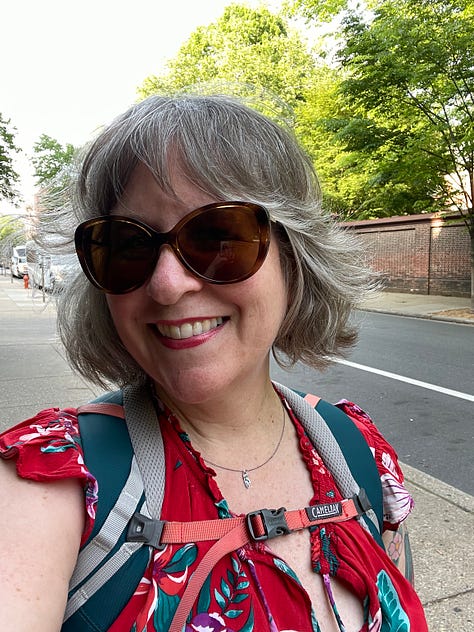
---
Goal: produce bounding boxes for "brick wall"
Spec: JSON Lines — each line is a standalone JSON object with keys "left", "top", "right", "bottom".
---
{"left": 343, "top": 213, "right": 471, "bottom": 297}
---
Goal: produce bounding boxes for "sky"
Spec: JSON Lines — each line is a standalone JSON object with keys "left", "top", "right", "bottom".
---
{"left": 2, "top": 0, "right": 278, "bottom": 210}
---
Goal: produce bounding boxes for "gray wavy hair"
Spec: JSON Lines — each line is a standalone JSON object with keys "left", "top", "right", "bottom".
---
{"left": 50, "top": 93, "right": 375, "bottom": 389}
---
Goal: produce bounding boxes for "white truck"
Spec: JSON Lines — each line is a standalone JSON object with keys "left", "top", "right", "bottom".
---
{"left": 11, "top": 245, "right": 28, "bottom": 277}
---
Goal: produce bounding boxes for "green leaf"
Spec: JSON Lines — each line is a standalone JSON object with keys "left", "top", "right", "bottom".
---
{"left": 225, "top": 609, "right": 244, "bottom": 618}
{"left": 221, "top": 577, "right": 231, "bottom": 599}
{"left": 214, "top": 588, "right": 226, "bottom": 610}
{"left": 165, "top": 543, "right": 198, "bottom": 573}
{"left": 197, "top": 573, "right": 212, "bottom": 613}
{"left": 236, "top": 580, "right": 250, "bottom": 590}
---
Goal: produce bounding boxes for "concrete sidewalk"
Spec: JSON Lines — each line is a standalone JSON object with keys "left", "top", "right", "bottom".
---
{"left": 0, "top": 273, "right": 473, "bottom": 630}
{"left": 360, "top": 291, "right": 473, "bottom": 325}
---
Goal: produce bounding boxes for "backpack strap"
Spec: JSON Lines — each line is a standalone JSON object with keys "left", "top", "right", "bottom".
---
{"left": 63, "top": 389, "right": 152, "bottom": 631}
{"left": 123, "top": 383, "right": 165, "bottom": 518}
{"left": 161, "top": 493, "right": 370, "bottom": 632}
{"left": 314, "top": 398, "right": 384, "bottom": 540}
{"left": 277, "top": 383, "right": 384, "bottom": 545}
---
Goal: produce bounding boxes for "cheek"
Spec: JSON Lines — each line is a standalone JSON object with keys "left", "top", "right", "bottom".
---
{"left": 106, "top": 295, "right": 122, "bottom": 322}
{"left": 245, "top": 252, "right": 288, "bottom": 330}
{"left": 106, "top": 295, "right": 136, "bottom": 336}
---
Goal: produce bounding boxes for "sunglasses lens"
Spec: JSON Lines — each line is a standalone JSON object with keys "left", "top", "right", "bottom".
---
{"left": 78, "top": 220, "right": 155, "bottom": 293}
{"left": 76, "top": 203, "right": 270, "bottom": 293}
{"left": 178, "top": 205, "right": 269, "bottom": 283}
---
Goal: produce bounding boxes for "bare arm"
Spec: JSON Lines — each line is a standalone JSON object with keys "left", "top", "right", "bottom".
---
{"left": 382, "top": 521, "right": 414, "bottom": 585}
{"left": 0, "top": 458, "right": 84, "bottom": 631}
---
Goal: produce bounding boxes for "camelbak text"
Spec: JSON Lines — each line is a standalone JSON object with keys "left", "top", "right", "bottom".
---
{"left": 306, "top": 502, "right": 343, "bottom": 522}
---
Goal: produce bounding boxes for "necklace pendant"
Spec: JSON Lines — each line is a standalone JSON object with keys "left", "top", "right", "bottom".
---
{"left": 242, "top": 470, "right": 251, "bottom": 489}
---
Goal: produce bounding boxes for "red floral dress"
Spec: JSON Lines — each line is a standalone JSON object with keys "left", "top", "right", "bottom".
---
{"left": 0, "top": 395, "right": 428, "bottom": 631}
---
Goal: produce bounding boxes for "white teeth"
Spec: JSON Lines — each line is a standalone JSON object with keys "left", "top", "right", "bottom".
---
{"left": 157, "top": 317, "right": 224, "bottom": 340}
{"left": 170, "top": 325, "right": 181, "bottom": 339}
{"left": 180, "top": 323, "right": 193, "bottom": 339}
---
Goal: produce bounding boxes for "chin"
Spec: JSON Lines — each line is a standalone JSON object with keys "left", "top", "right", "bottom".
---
{"left": 153, "top": 370, "right": 234, "bottom": 406}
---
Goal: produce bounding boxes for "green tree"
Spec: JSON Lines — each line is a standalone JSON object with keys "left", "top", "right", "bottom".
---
{"left": 0, "top": 113, "right": 21, "bottom": 204}
{"left": 138, "top": 3, "right": 315, "bottom": 113}
{"left": 31, "top": 134, "right": 76, "bottom": 188}
{"left": 289, "top": 0, "right": 474, "bottom": 303}
{"left": 0, "top": 215, "right": 26, "bottom": 265}
{"left": 296, "top": 68, "right": 441, "bottom": 219}
{"left": 285, "top": 0, "right": 378, "bottom": 21}
{"left": 337, "top": 0, "right": 474, "bottom": 303}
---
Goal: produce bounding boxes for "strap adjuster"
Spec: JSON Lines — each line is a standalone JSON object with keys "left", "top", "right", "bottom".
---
{"left": 127, "top": 512, "right": 166, "bottom": 550}
{"left": 353, "top": 489, "right": 372, "bottom": 515}
{"left": 246, "top": 507, "right": 290, "bottom": 541}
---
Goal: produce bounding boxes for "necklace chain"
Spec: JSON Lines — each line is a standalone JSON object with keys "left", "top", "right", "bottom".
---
{"left": 203, "top": 405, "right": 286, "bottom": 489}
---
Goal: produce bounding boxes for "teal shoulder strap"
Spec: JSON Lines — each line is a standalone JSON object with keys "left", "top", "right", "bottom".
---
{"left": 315, "top": 399, "right": 384, "bottom": 539}
{"left": 63, "top": 391, "right": 151, "bottom": 632}
{"left": 290, "top": 389, "right": 384, "bottom": 547}
{"left": 78, "top": 391, "right": 131, "bottom": 539}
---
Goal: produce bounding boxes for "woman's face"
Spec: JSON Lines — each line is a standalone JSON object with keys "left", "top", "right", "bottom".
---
{"left": 106, "top": 164, "right": 289, "bottom": 406}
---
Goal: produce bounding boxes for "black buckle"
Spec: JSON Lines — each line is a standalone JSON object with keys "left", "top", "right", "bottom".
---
{"left": 353, "top": 489, "right": 372, "bottom": 515}
{"left": 246, "top": 507, "right": 290, "bottom": 541}
{"left": 126, "top": 512, "right": 166, "bottom": 550}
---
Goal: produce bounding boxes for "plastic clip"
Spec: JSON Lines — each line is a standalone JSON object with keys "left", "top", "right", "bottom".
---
{"left": 353, "top": 489, "right": 372, "bottom": 515}
{"left": 127, "top": 512, "right": 166, "bottom": 550}
{"left": 246, "top": 507, "right": 290, "bottom": 541}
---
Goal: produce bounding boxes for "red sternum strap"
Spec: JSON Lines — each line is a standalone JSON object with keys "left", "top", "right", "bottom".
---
{"left": 127, "top": 490, "right": 371, "bottom": 632}
{"left": 128, "top": 492, "right": 370, "bottom": 549}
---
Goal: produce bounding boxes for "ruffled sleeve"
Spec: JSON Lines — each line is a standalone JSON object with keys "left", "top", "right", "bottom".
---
{"left": 335, "top": 400, "right": 414, "bottom": 531}
{"left": 0, "top": 408, "right": 97, "bottom": 544}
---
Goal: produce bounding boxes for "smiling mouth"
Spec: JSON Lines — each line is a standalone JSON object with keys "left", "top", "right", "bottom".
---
{"left": 156, "top": 317, "right": 225, "bottom": 340}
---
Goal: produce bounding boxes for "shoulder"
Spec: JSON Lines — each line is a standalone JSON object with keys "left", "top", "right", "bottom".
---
{"left": 0, "top": 451, "right": 84, "bottom": 630}
{"left": 335, "top": 400, "right": 414, "bottom": 530}
{"left": 0, "top": 406, "right": 98, "bottom": 544}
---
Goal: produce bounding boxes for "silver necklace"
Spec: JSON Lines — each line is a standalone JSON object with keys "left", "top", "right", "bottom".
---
{"left": 203, "top": 407, "right": 286, "bottom": 489}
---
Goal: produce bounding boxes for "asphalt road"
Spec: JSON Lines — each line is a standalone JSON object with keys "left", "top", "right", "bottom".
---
{"left": 271, "top": 311, "right": 474, "bottom": 495}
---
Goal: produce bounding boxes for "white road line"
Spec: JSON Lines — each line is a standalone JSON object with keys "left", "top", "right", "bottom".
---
{"left": 333, "top": 358, "right": 474, "bottom": 402}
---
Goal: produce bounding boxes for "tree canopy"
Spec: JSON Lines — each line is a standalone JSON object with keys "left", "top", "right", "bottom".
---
{"left": 337, "top": 0, "right": 474, "bottom": 225}
{"left": 287, "top": 0, "right": 474, "bottom": 227}
{"left": 0, "top": 215, "right": 26, "bottom": 264}
{"left": 138, "top": 3, "right": 315, "bottom": 115}
{"left": 0, "top": 113, "right": 21, "bottom": 204}
{"left": 31, "top": 134, "right": 76, "bottom": 189}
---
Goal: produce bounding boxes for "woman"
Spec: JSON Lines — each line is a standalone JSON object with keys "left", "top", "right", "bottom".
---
{"left": 0, "top": 94, "right": 428, "bottom": 631}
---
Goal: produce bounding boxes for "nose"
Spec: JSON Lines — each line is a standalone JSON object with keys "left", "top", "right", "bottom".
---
{"left": 145, "top": 245, "right": 204, "bottom": 305}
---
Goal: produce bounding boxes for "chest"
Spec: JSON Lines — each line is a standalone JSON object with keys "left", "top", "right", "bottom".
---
{"left": 213, "top": 454, "right": 365, "bottom": 632}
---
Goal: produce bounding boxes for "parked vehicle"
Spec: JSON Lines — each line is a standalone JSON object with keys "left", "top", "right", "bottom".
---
{"left": 26, "top": 243, "right": 76, "bottom": 291}
{"left": 11, "top": 245, "right": 28, "bottom": 278}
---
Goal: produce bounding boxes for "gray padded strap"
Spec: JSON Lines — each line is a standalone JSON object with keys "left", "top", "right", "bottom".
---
{"left": 64, "top": 540, "right": 151, "bottom": 619}
{"left": 123, "top": 383, "right": 165, "bottom": 519}
{"left": 69, "top": 455, "right": 146, "bottom": 592}
{"left": 65, "top": 385, "right": 163, "bottom": 623}
{"left": 274, "top": 382, "right": 380, "bottom": 535}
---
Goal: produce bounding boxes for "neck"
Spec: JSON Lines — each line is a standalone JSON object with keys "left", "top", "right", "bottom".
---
{"left": 154, "top": 375, "right": 283, "bottom": 457}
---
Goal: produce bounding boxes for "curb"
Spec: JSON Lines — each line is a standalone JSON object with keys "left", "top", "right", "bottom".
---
{"left": 359, "top": 307, "right": 474, "bottom": 325}
{"left": 401, "top": 462, "right": 474, "bottom": 513}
